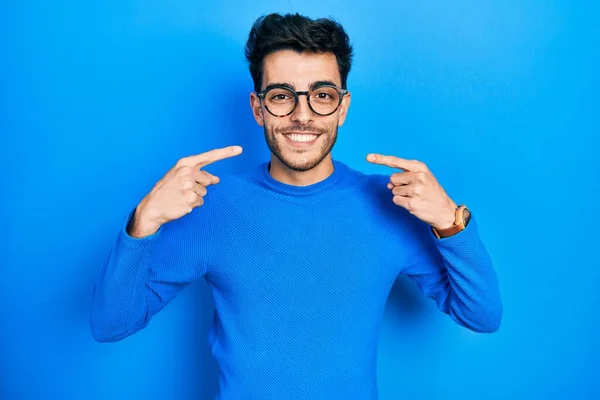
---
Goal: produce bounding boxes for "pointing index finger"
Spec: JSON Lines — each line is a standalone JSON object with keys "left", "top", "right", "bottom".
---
{"left": 191, "top": 145, "right": 243, "bottom": 168}
{"left": 366, "top": 153, "right": 424, "bottom": 171}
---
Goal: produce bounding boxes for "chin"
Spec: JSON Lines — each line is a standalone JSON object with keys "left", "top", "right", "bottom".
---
{"left": 279, "top": 154, "right": 324, "bottom": 172}
{"left": 264, "top": 124, "right": 338, "bottom": 172}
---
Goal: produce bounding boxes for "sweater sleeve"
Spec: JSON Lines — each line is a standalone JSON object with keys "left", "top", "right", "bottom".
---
{"left": 400, "top": 215, "right": 503, "bottom": 333}
{"left": 89, "top": 201, "right": 213, "bottom": 343}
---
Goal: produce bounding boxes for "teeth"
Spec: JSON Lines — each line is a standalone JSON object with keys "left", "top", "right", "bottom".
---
{"left": 287, "top": 134, "right": 317, "bottom": 142}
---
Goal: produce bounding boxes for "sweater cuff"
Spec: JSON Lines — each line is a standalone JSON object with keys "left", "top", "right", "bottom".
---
{"left": 114, "top": 208, "right": 162, "bottom": 263}
{"left": 429, "top": 213, "right": 481, "bottom": 249}
{"left": 120, "top": 207, "right": 162, "bottom": 241}
{"left": 113, "top": 208, "right": 161, "bottom": 332}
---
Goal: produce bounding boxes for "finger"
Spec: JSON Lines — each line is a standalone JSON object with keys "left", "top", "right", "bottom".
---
{"left": 193, "top": 169, "right": 219, "bottom": 186}
{"left": 390, "top": 171, "right": 412, "bottom": 186}
{"left": 182, "top": 189, "right": 205, "bottom": 208}
{"left": 392, "top": 195, "right": 411, "bottom": 209}
{"left": 366, "top": 154, "right": 426, "bottom": 171}
{"left": 192, "top": 146, "right": 243, "bottom": 168}
{"left": 193, "top": 196, "right": 205, "bottom": 208}
{"left": 191, "top": 183, "right": 208, "bottom": 198}
{"left": 392, "top": 184, "right": 413, "bottom": 197}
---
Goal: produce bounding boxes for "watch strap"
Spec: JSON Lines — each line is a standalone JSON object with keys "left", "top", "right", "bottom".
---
{"left": 432, "top": 205, "right": 469, "bottom": 239}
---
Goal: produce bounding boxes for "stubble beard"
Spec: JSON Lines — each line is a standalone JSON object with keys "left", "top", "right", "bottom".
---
{"left": 264, "top": 123, "right": 338, "bottom": 172}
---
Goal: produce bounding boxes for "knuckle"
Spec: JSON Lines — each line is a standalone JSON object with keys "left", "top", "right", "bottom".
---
{"left": 178, "top": 165, "right": 194, "bottom": 177}
{"left": 175, "top": 157, "right": 190, "bottom": 167}
{"left": 181, "top": 179, "right": 194, "bottom": 189}
{"left": 184, "top": 190, "right": 197, "bottom": 203}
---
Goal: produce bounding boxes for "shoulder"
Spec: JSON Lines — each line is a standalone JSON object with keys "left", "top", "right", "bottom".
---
{"left": 201, "top": 162, "right": 265, "bottom": 203}
{"left": 211, "top": 162, "right": 264, "bottom": 186}
{"left": 333, "top": 161, "right": 397, "bottom": 213}
{"left": 332, "top": 159, "right": 390, "bottom": 190}
{"left": 340, "top": 161, "right": 391, "bottom": 198}
{"left": 347, "top": 163, "right": 430, "bottom": 240}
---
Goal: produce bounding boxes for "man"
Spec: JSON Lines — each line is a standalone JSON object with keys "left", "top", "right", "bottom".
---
{"left": 90, "top": 12, "right": 502, "bottom": 400}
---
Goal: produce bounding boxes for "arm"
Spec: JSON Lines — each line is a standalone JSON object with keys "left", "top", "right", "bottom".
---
{"left": 401, "top": 215, "right": 503, "bottom": 333}
{"left": 89, "top": 203, "right": 212, "bottom": 342}
{"left": 365, "top": 153, "right": 502, "bottom": 333}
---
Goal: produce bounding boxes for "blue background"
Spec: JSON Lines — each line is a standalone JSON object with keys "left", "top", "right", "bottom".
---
{"left": 2, "top": 1, "right": 598, "bottom": 399}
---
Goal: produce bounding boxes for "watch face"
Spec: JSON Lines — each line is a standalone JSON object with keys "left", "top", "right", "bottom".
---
{"left": 463, "top": 208, "right": 471, "bottom": 225}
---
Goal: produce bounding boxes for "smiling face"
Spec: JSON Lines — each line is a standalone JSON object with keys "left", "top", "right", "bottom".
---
{"left": 250, "top": 50, "right": 351, "bottom": 172}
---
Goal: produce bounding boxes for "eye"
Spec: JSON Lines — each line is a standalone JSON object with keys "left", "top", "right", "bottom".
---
{"left": 311, "top": 87, "right": 338, "bottom": 103}
{"left": 268, "top": 90, "right": 294, "bottom": 102}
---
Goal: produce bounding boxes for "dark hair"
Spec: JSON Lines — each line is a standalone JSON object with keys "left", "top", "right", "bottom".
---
{"left": 244, "top": 13, "right": 354, "bottom": 92}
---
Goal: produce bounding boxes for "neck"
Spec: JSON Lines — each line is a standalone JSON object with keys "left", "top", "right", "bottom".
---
{"left": 268, "top": 155, "right": 334, "bottom": 186}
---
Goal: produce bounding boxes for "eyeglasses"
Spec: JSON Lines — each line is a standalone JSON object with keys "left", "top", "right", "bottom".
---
{"left": 256, "top": 84, "right": 349, "bottom": 117}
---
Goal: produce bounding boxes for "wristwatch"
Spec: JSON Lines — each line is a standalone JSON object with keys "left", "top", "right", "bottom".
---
{"left": 432, "top": 204, "right": 471, "bottom": 239}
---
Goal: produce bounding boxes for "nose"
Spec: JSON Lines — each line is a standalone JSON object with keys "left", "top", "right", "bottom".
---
{"left": 290, "top": 94, "right": 313, "bottom": 125}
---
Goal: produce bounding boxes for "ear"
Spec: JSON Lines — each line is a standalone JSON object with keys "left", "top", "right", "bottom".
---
{"left": 337, "top": 91, "right": 351, "bottom": 127}
{"left": 249, "top": 92, "right": 264, "bottom": 127}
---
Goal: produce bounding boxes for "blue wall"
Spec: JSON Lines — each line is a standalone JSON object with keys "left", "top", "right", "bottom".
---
{"left": 2, "top": 1, "right": 598, "bottom": 399}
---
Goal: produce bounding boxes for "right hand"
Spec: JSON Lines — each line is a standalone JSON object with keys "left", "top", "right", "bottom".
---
{"left": 129, "top": 145, "right": 243, "bottom": 237}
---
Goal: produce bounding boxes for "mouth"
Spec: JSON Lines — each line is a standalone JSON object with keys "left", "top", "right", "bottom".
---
{"left": 282, "top": 132, "right": 321, "bottom": 147}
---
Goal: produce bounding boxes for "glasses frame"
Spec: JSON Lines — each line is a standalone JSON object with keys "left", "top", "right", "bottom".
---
{"left": 256, "top": 84, "right": 349, "bottom": 117}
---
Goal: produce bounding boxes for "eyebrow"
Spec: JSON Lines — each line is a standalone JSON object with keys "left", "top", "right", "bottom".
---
{"left": 263, "top": 80, "right": 340, "bottom": 92}
{"left": 309, "top": 80, "right": 338, "bottom": 90}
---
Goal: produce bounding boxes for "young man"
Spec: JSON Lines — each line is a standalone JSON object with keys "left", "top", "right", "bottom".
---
{"left": 90, "top": 13, "right": 502, "bottom": 400}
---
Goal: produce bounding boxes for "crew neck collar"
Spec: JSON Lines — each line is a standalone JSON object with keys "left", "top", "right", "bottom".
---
{"left": 259, "top": 159, "right": 346, "bottom": 196}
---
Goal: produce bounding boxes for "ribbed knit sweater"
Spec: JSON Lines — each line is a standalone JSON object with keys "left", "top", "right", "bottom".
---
{"left": 90, "top": 159, "right": 502, "bottom": 400}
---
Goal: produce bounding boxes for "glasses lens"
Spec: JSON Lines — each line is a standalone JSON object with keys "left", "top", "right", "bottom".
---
{"left": 264, "top": 87, "right": 296, "bottom": 116}
{"left": 310, "top": 86, "right": 340, "bottom": 115}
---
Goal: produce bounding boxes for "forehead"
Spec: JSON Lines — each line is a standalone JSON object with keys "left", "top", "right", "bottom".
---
{"left": 262, "top": 50, "right": 341, "bottom": 89}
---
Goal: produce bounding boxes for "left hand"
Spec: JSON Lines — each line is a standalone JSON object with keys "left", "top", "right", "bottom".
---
{"left": 367, "top": 153, "right": 458, "bottom": 230}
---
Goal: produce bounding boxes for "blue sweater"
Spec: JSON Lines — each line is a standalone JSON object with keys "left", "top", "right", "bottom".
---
{"left": 90, "top": 159, "right": 502, "bottom": 399}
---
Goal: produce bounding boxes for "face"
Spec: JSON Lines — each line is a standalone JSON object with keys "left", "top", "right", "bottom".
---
{"left": 250, "top": 50, "right": 351, "bottom": 172}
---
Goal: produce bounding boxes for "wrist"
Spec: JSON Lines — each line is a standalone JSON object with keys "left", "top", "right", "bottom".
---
{"left": 129, "top": 204, "right": 162, "bottom": 238}
{"left": 432, "top": 204, "right": 457, "bottom": 230}
{"left": 431, "top": 204, "right": 471, "bottom": 239}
